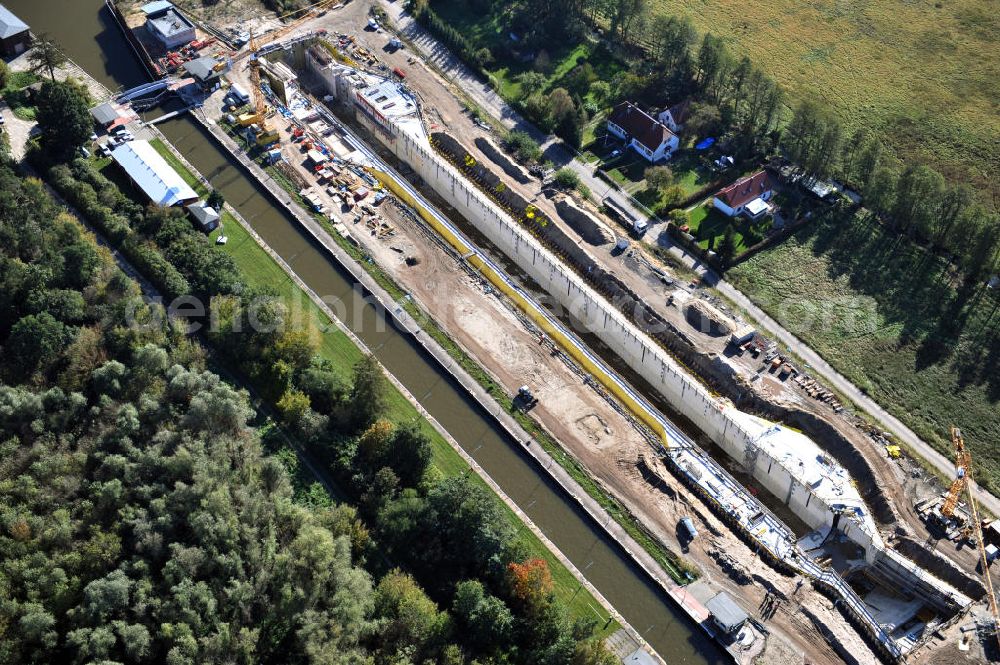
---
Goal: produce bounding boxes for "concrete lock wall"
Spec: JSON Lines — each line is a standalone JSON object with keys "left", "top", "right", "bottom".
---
{"left": 335, "top": 105, "right": 970, "bottom": 655}
{"left": 385, "top": 127, "right": 860, "bottom": 540}
{"left": 369, "top": 116, "right": 958, "bottom": 599}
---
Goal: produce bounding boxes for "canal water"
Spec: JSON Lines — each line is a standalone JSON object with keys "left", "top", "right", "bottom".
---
{"left": 9, "top": 1, "right": 725, "bottom": 660}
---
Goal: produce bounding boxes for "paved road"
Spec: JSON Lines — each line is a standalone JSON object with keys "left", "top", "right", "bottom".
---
{"left": 379, "top": 0, "right": 1000, "bottom": 516}
{"left": 381, "top": 2, "right": 652, "bottom": 222}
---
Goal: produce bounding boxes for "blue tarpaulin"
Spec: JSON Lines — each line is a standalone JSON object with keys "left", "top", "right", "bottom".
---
{"left": 695, "top": 137, "right": 716, "bottom": 150}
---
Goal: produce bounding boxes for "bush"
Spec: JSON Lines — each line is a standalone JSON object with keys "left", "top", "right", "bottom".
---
{"left": 668, "top": 209, "right": 688, "bottom": 225}
{"left": 122, "top": 236, "right": 190, "bottom": 300}
{"left": 553, "top": 167, "right": 580, "bottom": 190}
{"left": 503, "top": 130, "right": 542, "bottom": 164}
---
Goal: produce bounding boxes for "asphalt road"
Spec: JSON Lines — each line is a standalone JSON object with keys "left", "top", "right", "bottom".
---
{"left": 380, "top": 0, "right": 1000, "bottom": 517}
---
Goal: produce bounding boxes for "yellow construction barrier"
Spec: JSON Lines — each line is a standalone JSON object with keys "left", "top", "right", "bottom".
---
{"left": 370, "top": 168, "right": 667, "bottom": 441}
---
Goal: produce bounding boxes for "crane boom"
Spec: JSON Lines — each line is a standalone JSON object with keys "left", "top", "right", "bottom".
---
{"left": 942, "top": 426, "right": 971, "bottom": 518}
{"left": 232, "top": 0, "right": 335, "bottom": 64}
{"left": 951, "top": 427, "right": 1000, "bottom": 653}
{"left": 232, "top": 0, "right": 335, "bottom": 145}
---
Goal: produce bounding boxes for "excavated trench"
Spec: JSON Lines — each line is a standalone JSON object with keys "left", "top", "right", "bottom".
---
{"left": 431, "top": 130, "right": 901, "bottom": 528}
{"left": 430, "top": 132, "right": 990, "bottom": 607}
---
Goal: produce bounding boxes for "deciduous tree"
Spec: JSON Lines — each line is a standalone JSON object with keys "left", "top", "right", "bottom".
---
{"left": 34, "top": 80, "right": 93, "bottom": 162}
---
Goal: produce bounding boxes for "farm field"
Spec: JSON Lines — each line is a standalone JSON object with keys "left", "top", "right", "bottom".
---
{"left": 667, "top": 0, "right": 999, "bottom": 195}
{"left": 728, "top": 212, "right": 1000, "bottom": 491}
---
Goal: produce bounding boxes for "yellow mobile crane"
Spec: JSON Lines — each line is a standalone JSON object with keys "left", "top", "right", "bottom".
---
{"left": 232, "top": 0, "right": 336, "bottom": 145}
{"left": 944, "top": 427, "right": 1000, "bottom": 652}
{"left": 941, "top": 426, "right": 971, "bottom": 518}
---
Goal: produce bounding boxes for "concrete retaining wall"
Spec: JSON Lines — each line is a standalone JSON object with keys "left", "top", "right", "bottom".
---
{"left": 386, "top": 124, "right": 876, "bottom": 546}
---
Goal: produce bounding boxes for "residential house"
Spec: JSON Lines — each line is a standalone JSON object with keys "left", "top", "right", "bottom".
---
{"left": 607, "top": 101, "right": 679, "bottom": 163}
{"left": 657, "top": 99, "right": 691, "bottom": 133}
{"left": 713, "top": 170, "right": 775, "bottom": 219}
{"left": 0, "top": 4, "right": 30, "bottom": 57}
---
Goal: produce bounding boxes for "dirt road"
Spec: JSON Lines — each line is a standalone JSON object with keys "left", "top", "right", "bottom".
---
{"left": 372, "top": 0, "right": 1000, "bottom": 520}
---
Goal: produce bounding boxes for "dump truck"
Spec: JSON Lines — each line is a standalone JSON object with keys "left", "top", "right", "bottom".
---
{"left": 602, "top": 196, "right": 648, "bottom": 235}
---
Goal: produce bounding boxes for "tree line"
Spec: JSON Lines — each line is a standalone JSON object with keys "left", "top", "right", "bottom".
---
{"left": 413, "top": 0, "right": 782, "bottom": 158}
{"left": 4, "top": 79, "right": 618, "bottom": 664}
{"left": 413, "top": 0, "right": 999, "bottom": 279}
{"left": 784, "top": 100, "right": 1000, "bottom": 279}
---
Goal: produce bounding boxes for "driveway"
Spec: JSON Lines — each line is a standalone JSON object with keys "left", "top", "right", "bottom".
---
{"left": 1, "top": 99, "right": 36, "bottom": 160}
{"left": 378, "top": 0, "right": 998, "bottom": 514}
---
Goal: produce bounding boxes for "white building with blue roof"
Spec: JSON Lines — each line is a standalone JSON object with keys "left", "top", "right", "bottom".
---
{"left": 111, "top": 140, "right": 198, "bottom": 208}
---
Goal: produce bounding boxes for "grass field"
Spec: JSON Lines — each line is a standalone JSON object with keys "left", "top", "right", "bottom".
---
{"left": 728, "top": 212, "right": 1000, "bottom": 491}
{"left": 431, "top": 2, "right": 627, "bottom": 107}
{"left": 667, "top": 0, "right": 999, "bottom": 194}
{"left": 147, "top": 137, "right": 620, "bottom": 634}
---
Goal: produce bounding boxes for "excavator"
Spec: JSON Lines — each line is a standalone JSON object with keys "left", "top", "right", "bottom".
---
{"left": 942, "top": 426, "right": 1000, "bottom": 654}
{"left": 228, "top": 0, "right": 337, "bottom": 145}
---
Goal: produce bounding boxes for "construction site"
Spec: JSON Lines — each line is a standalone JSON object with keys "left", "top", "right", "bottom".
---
{"left": 100, "top": 1, "right": 1000, "bottom": 663}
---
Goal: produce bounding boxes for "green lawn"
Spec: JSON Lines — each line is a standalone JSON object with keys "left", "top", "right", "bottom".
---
{"left": 685, "top": 203, "right": 770, "bottom": 253}
{"left": 151, "top": 138, "right": 208, "bottom": 196}
{"left": 149, "top": 133, "right": 619, "bottom": 633}
{"left": 667, "top": 151, "right": 716, "bottom": 197}
{"left": 728, "top": 211, "right": 1000, "bottom": 492}
{"left": 588, "top": 136, "right": 715, "bottom": 213}
{"left": 1, "top": 70, "right": 40, "bottom": 120}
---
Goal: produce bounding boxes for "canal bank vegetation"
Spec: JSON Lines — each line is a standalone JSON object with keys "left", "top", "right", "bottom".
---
{"left": 0, "top": 163, "right": 625, "bottom": 664}
{"left": 26, "top": 112, "right": 627, "bottom": 660}
{"left": 220, "top": 119, "right": 698, "bottom": 583}
{"left": 0, "top": 67, "right": 42, "bottom": 121}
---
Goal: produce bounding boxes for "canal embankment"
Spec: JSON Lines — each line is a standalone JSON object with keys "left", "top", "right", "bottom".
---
{"left": 183, "top": 112, "right": 711, "bottom": 661}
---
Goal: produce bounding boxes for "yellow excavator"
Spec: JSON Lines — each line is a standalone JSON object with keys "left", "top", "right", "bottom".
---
{"left": 231, "top": 0, "right": 336, "bottom": 145}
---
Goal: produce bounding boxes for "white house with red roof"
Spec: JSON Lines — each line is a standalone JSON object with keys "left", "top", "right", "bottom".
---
{"left": 657, "top": 100, "right": 691, "bottom": 133}
{"left": 607, "top": 101, "right": 679, "bottom": 163}
{"left": 713, "top": 170, "right": 775, "bottom": 219}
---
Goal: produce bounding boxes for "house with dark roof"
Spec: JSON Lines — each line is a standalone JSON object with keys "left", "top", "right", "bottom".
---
{"left": 607, "top": 101, "right": 679, "bottom": 163}
{"left": 657, "top": 99, "right": 691, "bottom": 133}
{"left": 0, "top": 3, "right": 30, "bottom": 57}
{"left": 183, "top": 55, "right": 230, "bottom": 89}
{"left": 712, "top": 170, "right": 775, "bottom": 219}
{"left": 90, "top": 101, "right": 139, "bottom": 131}
{"left": 187, "top": 201, "right": 220, "bottom": 232}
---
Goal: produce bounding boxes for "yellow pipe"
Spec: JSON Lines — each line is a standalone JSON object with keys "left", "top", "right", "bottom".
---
{"left": 370, "top": 168, "right": 667, "bottom": 440}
